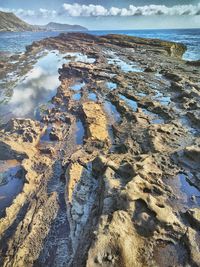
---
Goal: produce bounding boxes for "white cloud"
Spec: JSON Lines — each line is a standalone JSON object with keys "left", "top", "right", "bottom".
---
{"left": 38, "top": 8, "right": 57, "bottom": 18}
{"left": 62, "top": 3, "right": 108, "bottom": 17}
{"left": 0, "top": 7, "right": 34, "bottom": 16}
{"left": 1, "top": 3, "right": 200, "bottom": 19}
{"left": 61, "top": 2, "right": 200, "bottom": 17}
{"left": 0, "top": 7, "right": 57, "bottom": 19}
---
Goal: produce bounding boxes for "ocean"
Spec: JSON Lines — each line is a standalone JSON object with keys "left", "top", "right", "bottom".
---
{"left": 0, "top": 28, "right": 199, "bottom": 61}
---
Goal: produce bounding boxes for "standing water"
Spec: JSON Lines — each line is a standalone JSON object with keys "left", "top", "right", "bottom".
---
{"left": 0, "top": 160, "right": 24, "bottom": 216}
{"left": 0, "top": 50, "right": 67, "bottom": 122}
{"left": 76, "top": 120, "right": 85, "bottom": 145}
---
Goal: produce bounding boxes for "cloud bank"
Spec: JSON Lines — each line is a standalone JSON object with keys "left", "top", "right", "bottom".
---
{"left": 0, "top": 7, "right": 57, "bottom": 19}
{"left": 1, "top": 3, "right": 200, "bottom": 19}
{"left": 61, "top": 3, "right": 200, "bottom": 17}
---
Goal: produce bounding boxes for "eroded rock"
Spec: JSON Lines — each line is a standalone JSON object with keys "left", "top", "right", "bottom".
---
{"left": 0, "top": 32, "right": 199, "bottom": 267}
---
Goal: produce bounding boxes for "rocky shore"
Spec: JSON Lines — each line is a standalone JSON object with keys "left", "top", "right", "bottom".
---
{"left": 0, "top": 32, "right": 200, "bottom": 267}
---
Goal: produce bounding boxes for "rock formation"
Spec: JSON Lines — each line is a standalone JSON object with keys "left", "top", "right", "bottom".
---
{"left": 0, "top": 32, "right": 200, "bottom": 267}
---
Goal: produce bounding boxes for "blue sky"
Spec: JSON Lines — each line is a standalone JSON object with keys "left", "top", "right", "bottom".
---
{"left": 0, "top": 0, "right": 200, "bottom": 29}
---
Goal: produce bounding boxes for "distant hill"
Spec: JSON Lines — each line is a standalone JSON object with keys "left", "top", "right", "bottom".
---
{"left": 0, "top": 11, "right": 35, "bottom": 32}
{"left": 0, "top": 11, "right": 88, "bottom": 32}
{"left": 41, "top": 22, "right": 88, "bottom": 31}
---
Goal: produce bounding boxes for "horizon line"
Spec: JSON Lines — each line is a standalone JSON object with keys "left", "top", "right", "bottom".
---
{"left": 87, "top": 27, "right": 200, "bottom": 31}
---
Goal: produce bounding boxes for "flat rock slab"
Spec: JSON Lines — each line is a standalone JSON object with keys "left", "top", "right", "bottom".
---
{"left": 82, "top": 102, "right": 109, "bottom": 142}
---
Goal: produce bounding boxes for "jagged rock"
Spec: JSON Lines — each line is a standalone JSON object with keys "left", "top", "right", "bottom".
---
{"left": 3, "top": 118, "right": 43, "bottom": 142}
{"left": 186, "top": 60, "right": 200, "bottom": 67}
{"left": 49, "top": 127, "right": 63, "bottom": 141}
{"left": 3, "top": 192, "right": 59, "bottom": 267}
{"left": 187, "top": 110, "right": 200, "bottom": 126}
{"left": 148, "top": 124, "right": 188, "bottom": 153}
{"left": 184, "top": 228, "right": 200, "bottom": 266}
{"left": 87, "top": 211, "right": 145, "bottom": 267}
{"left": 186, "top": 208, "right": 200, "bottom": 228}
{"left": 0, "top": 32, "right": 199, "bottom": 267}
{"left": 0, "top": 141, "right": 27, "bottom": 160}
{"left": 65, "top": 161, "right": 98, "bottom": 259}
{"left": 163, "top": 72, "right": 182, "bottom": 82}
{"left": 0, "top": 119, "right": 45, "bottom": 160}
{"left": 184, "top": 145, "right": 200, "bottom": 162}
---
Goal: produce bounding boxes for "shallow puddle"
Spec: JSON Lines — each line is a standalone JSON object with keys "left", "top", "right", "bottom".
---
{"left": 1, "top": 50, "right": 67, "bottom": 122}
{"left": 40, "top": 126, "right": 52, "bottom": 142}
{"left": 153, "top": 90, "right": 171, "bottom": 106}
{"left": 136, "top": 92, "right": 147, "bottom": 97}
{"left": 179, "top": 173, "right": 200, "bottom": 206}
{"left": 88, "top": 93, "right": 97, "bottom": 101}
{"left": 107, "top": 51, "right": 143, "bottom": 73}
{"left": 153, "top": 241, "right": 188, "bottom": 267}
{"left": 179, "top": 116, "right": 199, "bottom": 135}
{"left": 119, "top": 94, "right": 138, "bottom": 111}
{"left": 34, "top": 102, "right": 54, "bottom": 121}
{"left": 151, "top": 118, "right": 165, "bottom": 124}
{"left": 142, "top": 108, "right": 165, "bottom": 124}
{"left": 76, "top": 120, "right": 85, "bottom": 145}
{"left": 72, "top": 93, "right": 82, "bottom": 101}
{"left": 106, "top": 82, "right": 117, "bottom": 90}
{"left": 64, "top": 52, "right": 96, "bottom": 64}
{"left": 0, "top": 160, "right": 24, "bottom": 216}
{"left": 70, "top": 81, "right": 85, "bottom": 91}
{"left": 104, "top": 101, "right": 121, "bottom": 122}
{"left": 155, "top": 73, "right": 163, "bottom": 78}
{"left": 167, "top": 172, "right": 200, "bottom": 212}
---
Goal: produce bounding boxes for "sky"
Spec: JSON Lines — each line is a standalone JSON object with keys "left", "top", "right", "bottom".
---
{"left": 0, "top": 0, "right": 200, "bottom": 29}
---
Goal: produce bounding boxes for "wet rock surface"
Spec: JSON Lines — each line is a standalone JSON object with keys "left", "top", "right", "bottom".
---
{"left": 0, "top": 32, "right": 200, "bottom": 267}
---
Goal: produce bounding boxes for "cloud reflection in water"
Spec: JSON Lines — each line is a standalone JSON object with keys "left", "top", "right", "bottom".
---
{"left": 8, "top": 51, "right": 65, "bottom": 119}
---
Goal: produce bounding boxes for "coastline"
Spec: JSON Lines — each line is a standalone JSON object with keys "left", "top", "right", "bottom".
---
{"left": 0, "top": 32, "right": 200, "bottom": 266}
{"left": 0, "top": 28, "right": 200, "bottom": 61}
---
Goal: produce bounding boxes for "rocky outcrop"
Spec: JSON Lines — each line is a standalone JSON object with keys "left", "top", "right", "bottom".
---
{"left": 0, "top": 32, "right": 200, "bottom": 267}
{"left": 100, "top": 34, "right": 186, "bottom": 58}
